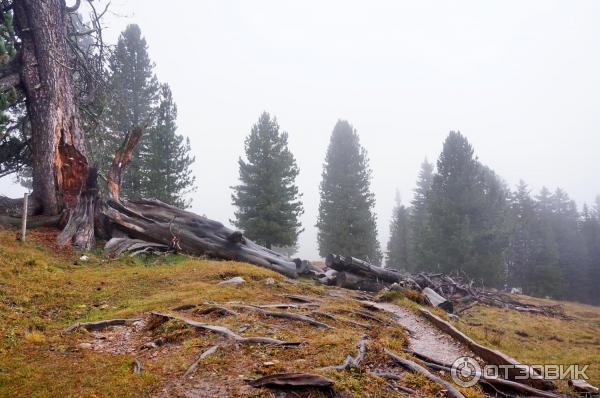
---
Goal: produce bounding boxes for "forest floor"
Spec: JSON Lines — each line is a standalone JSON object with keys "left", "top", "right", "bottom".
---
{"left": 0, "top": 227, "right": 599, "bottom": 397}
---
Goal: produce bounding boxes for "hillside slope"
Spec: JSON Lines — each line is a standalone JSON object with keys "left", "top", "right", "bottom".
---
{"left": 0, "top": 228, "right": 598, "bottom": 397}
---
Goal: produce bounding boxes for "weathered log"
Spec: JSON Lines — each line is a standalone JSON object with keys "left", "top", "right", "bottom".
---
{"left": 103, "top": 199, "right": 302, "bottom": 278}
{"left": 569, "top": 379, "right": 599, "bottom": 393}
{"left": 149, "top": 312, "right": 302, "bottom": 346}
{"left": 419, "top": 309, "right": 556, "bottom": 391}
{"left": 105, "top": 237, "right": 170, "bottom": 257}
{"left": 326, "top": 254, "right": 402, "bottom": 284}
{"left": 334, "top": 271, "right": 386, "bottom": 292}
{"left": 404, "top": 350, "right": 563, "bottom": 398}
{"left": 422, "top": 287, "right": 454, "bottom": 313}
{"left": 385, "top": 349, "right": 466, "bottom": 398}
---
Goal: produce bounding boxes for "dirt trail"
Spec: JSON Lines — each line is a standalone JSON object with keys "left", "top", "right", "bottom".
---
{"left": 365, "top": 301, "right": 474, "bottom": 366}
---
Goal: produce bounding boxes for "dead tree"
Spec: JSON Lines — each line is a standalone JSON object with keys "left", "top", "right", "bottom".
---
{"left": 0, "top": 1, "right": 308, "bottom": 278}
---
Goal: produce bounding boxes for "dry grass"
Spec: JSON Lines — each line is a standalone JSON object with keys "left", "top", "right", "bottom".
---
{"left": 0, "top": 228, "right": 417, "bottom": 397}
{"left": 454, "top": 297, "right": 600, "bottom": 389}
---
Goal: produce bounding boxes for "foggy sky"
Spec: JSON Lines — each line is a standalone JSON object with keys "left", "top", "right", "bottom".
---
{"left": 5, "top": 1, "right": 600, "bottom": 260}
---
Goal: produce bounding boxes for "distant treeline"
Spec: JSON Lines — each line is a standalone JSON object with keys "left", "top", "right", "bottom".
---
{"left": 387, "top": 132, "right": 600, "bottom": 305}
{"left": 231, "top": 115, "right": 599, "bottom": 305}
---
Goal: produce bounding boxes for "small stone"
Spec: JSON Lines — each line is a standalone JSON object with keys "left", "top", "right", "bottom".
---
{"left": 218, "top": 276, "right": 246, "bottom": 285}
{"left": 99, "top": 304, "right": 109, "bottom": 310}
{"left": 448, "top": 314, "right": 459, "bottom": 321}
{"left": 263, "top": 361, "right": 275, "bottom": 366}
{"left": 78, "top": 342, "right": 93, "bottom": 349}
{"left": 264, "top": 277, "right": 276, "bottom": 285}
{"left": 79, "top": 255, "right": 89, "bottom": 262}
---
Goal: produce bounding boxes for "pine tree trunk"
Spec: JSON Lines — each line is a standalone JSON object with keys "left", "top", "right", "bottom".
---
{"left": 13, "top": 0, "right": 89, "bottom": 216}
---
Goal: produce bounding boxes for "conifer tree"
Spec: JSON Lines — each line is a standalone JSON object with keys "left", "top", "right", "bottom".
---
{"left": 317, "top": 120, "right": 381, "bottom": 264}
{"left": 142, "top": 84, "right": 195, "bottom": 208}
{"left": 386, "top": 194, "right": 411, "bottom": 270}
{"left": 507, "top": 181, "right": 562, "bottom": 296}
{"left": 93, "top": 24, "right": 159, "bottom": 199}
{"left": 231, "top": 112, "right": 303, "bottom": 249}
{"left": 424, "top": 131, "right": 509, "bottom": 285}
{"left": 409, "top": 159, "right": 434, "bottom": 270}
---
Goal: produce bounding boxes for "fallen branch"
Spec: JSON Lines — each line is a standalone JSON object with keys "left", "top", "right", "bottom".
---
{"left": 321, "top": 335, "right": 368, "bottom": 371}
{"left": 419, "top": 309, "right": 556, "bottom": 391}
{"left": 183, "top": 345, "right": 219, "bottom": 378}
{"left": 149, "top": 312, "right": 302, "bottom": 346}
{"left": 249, "top": 373, "right": 334, "bottom": 388}
{"left": 385, "top": 349, "right": 466, "bottom": 398}
{"left": 234, "top": 305, "right": 331, "bottom": 329}
{"left": 64, "top": 318, "right": 141, "bottom": 333}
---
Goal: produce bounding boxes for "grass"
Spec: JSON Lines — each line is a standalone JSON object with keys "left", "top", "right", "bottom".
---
{"left": 3, "top": 227, "right": 593, "bottom": 397}
{"left": 0, "top": 228, "right": 418, "bottom": 397}
{"left": 453, "top": 296, "right": 600, "bottom": 389}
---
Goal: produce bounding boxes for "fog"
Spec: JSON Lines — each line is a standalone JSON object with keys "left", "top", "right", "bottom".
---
{"left": 5, "top": 0, "right": 600, "bottom": 259}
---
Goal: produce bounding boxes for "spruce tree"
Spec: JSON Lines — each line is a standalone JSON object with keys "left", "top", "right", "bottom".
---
{"left": 507, "top": 181, "right": 562, "bottom": 296}
{"left": 409, "top": 159, "right": 434, "bottom": 270}
{"left": 386, "top": 194, "right": 411, "bottom": 270}
{"left": 94, "top": 24, "right": 159, "bottom": 199}
{"left": 142, "top": 84, "right": 195, "bottom": 208}
{"left": 424, "top": 131, "right": 509, "bottom": 285}
{"left": 231, "top": 112, "right": 303, "bottom": 249}
{"left": 317, "top": 120, "right": 381, "bottom": 264}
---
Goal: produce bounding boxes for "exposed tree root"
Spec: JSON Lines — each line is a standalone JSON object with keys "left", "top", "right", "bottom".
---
{"left": 194, "top": 304, "right": 239, "bottom": 317}
{"left": 171, "top": 304, "right": 198, "bottom": 312}
{"left": 233, "top": 305, "right": 332, "bottom": 329}
{"left": 64, "top": 318, "right": 141, "bottom": 333}
{"left": 248, "top": 373, "right": 334, "bottom": 388}
{"left": 385, "top": 348, "right": 466, "bottom": 398}
{"left": 148, "top": 312, "right": 302, "bottom": 346}
{"left": 311, "top": 311, "right": 370, "bottom": 329}
{"left": 321, "top": 335, "right": 368, "bottom": 371}
{"left": 105, "top": 237, "right": 170, "bottom": 257}
{"left": 282, "top": 294, "right": 318, "bottom": 303}
{"left": 183, "top": 345, "right": 219, "bottom": 378}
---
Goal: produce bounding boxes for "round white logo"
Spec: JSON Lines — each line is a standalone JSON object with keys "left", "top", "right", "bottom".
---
{"left": 451, "top": 356, "right": 481, "bottom": 387}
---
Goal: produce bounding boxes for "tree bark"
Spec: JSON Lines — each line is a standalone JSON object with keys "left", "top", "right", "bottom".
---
{"left": 13, "top": 0, "right": 89, "bottom": 216}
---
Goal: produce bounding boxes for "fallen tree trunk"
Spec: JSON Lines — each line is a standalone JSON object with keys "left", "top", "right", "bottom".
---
{"left": 422, "top": 287, "right": 454, "bottom": 313}
{"left": 326, "top": 254, "right": 402, "bottom": 284}
{"left": 385, "top": 348, "right": 466, "bottom": 398}
{"left": 102, "top": 199, "right": 302, "bottom": 278}
{"left": 419, "top": 308, "right": 556, "bottom": 391}
{"left": 334, "top": 271, "right": 386, "bottom": 292}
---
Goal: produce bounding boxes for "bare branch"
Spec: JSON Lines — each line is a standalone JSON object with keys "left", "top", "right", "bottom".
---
{"left": 65, "top": 0, "right": 81, "bottom": 13}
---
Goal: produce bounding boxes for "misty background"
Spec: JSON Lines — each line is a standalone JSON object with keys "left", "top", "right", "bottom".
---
{"left": 4, "top": 0, "right": 600, "bottom": 260}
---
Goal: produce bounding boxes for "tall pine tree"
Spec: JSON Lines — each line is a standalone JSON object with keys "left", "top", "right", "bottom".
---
{"left": 507, "top": 181, "right": 562, "bottom": 296}
{"left": 386, "top": 194, "right": 411, "bottom": 270}
{"left": 409, "top": 159, "right": 434, "bottom": 271}
{"left": 94, "top": 24, "right": 159, "bottom": 199}
{"left": 424, "top": 131, "right": 509, "bottom": 285}
{"left": 90, "top": 24, "right": 194, "bottom": 206}
{"left": 231, "top": 112, "right": 303, "bottom": 250}
{"left": 317, "top": 120, "right": 381, "bottom": 264}
{"left": 142, "top": 84, "right": 196, "bottom": 208}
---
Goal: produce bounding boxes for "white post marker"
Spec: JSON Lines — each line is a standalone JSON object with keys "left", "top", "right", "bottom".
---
{"left": 20, "top": 192, "right": 28, "bottom": 241}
